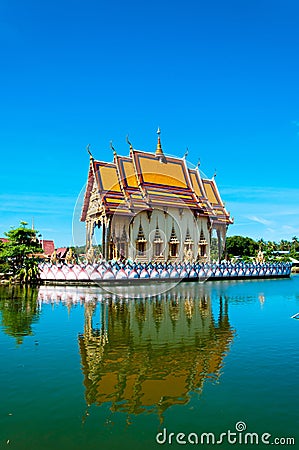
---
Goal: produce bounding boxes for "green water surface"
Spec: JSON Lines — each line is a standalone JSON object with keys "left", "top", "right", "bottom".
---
{"left": 0, "top": 277, "right": 298, "bottom": 449}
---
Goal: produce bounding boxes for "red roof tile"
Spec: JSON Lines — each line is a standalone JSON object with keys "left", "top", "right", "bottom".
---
{"left": 41, "top": 240, "right": 55, "bottom": 256}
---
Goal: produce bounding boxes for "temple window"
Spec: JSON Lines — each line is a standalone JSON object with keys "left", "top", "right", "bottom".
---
{"left": 154, "top": 241, "right": 163, "bottom": 257}
{"left": 136, "top": 222, "right": 147, "bottom": 257}
{"left": 169, "top": 221, "right": 179, "bottom": 258}
{"left": 199, "top": 244, "right": 206, "bottom": 257}
{"left": 137, "top": 241, "right": 146, "bottom": 256}
{"left": 153, "top": 221, "right": 164, "bottom": 258}
{"left": 198, "top": 229, "right": 207, "bottom": 258}
{"left": 184, "top": 227, "right": 193, "bottom": 252}
{"left": 184, "top": 226, "right": 194, "bottom": 262}
{"left": 169, "top": 243, "right": 178, "bottom": 257}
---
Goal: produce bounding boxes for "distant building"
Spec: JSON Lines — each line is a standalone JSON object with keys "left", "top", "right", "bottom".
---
{"left": 40, "top": 240, "right": 55, "bottom": 256}
{"left": 81, "top": 131, "right": 232, "bottom": 263}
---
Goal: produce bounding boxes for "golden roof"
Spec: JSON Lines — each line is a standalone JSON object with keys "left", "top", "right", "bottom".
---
{"left": 134, "top": 150, "right": 188, "bottom": 188}
{"left": 202, "top": 178, "right": 231, "bottom": 222}
{"left": 80, "top": 135, "right": 232, "bottom": 224}
{"left": 92, "top": 161, "right": 131, "bottom": 215}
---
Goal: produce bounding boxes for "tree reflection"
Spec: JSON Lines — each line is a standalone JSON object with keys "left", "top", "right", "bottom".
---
{"left": 0, "top": 286, "right": 40, "bottom": 344}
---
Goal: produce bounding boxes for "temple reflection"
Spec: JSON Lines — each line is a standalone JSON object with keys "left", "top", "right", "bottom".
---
{"left": 78, "top": 284, "right": 235, "bottom": 416}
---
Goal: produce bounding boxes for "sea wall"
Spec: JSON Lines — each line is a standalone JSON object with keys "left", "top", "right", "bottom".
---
{"left": 39, "top": 261, "right": 292, "bottom": 284}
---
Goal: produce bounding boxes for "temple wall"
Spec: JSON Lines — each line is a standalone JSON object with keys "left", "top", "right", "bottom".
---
{"left": 85, "top": 209, "right": 217, "bottom": 263}
{"left": 114, "top": 208, "right": 211, "bottom": 263}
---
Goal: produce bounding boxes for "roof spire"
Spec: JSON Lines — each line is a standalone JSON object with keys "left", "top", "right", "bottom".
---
{"left": 155, "top": 127, "right": 165, "bottom": 162}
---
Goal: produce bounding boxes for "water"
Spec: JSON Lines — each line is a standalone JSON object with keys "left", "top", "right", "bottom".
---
{"left": 0, "top": 277, "right": 298, "bottom": 449}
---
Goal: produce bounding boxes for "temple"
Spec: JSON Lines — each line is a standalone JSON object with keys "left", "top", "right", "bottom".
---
{"left": 81, "top": 130, "right": 232, "bottom": 263}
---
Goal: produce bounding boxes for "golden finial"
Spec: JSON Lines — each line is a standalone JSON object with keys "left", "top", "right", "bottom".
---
{"left": 155, "top": 127, "right": 165, "bottom": 161}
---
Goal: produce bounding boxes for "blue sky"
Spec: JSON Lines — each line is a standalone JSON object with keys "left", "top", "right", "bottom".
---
{"left": 1, "top": 0, "right": 299, "bottom": 246}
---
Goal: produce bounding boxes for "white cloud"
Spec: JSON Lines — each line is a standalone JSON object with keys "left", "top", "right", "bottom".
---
{"left": 247, "top": 215, "right": 272, "bottom": 226}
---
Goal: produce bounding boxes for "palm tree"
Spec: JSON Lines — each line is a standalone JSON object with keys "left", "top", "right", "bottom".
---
{"left": 279, "top": 239, "right": 289, "bottom": 251}
{"left": 290, "top": 236, "right": 299, "bottom": 257}
{"left": 292, "top": 236, "right": 299, "bottom": 251}
{"left": 257, "top": 238, "right": 266, "bottom": 250}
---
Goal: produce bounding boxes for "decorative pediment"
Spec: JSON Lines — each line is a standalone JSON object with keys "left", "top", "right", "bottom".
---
{"left": 199, "top": 229, "right": 207, "bottom": 245}
{"left": 153, "top": 221, "right": 163, "bottom": 244}
{"left": 136, "top": 222, "right": 147, "bottom": 243}
{"left": 184, "top": 226, "right": 193, "bottom": 244}
{"left": 169, "top": 222, "right": 180, "bottom": 244}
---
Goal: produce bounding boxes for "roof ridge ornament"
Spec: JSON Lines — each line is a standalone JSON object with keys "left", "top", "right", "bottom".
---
{"left": 183, "top": 147, "right": 188, "bottom": 159}
{"left": 126, "top": 135, "right": 133, "bottom": 153}
{"left": 110, "top": 140, "right": 117, "bottom": 160}
{"left": 86, "top": 144, "right": 93, "bottom": 160}
{"left": 155, "top": 127, "right": 166, "bottom": 163}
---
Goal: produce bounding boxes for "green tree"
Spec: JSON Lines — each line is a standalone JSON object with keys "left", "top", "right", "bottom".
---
{"left": 0, "top": 240, "right": 9, "bottom": 273}
{"left": 0, "top": 222, "right": 42, "bottom": 283}
{"left": 257, "top": 238, "right": 266, "bottom": 250}
{"left": 278, "top": 239, "right": 290, "bottom": 251}
{"left": 226, "top": 236, "right": 259, "bottom": 259}
{"left": 210, "top": 237, "right": 218, "bottom": 261}
{"left": 291, "top": 236, "right": 299, "bottom": 257}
